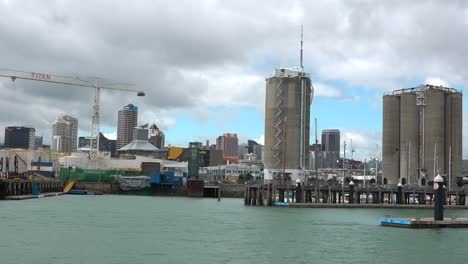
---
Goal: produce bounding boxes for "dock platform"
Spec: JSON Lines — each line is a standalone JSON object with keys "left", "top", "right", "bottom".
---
{"left": 380, "top": 217, "right": 468, "bottom": 228}
{"left": 5, "top": 192, "right": 64, "bottom": 200}
{"left": 286, "top": 203, "right": 468, "bottom": 209}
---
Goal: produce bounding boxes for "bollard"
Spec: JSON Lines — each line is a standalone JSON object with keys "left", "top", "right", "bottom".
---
{"left": 349, "top": 181, "right": 354, "bottom": 204}
{"left": 295, "top": 179, "right": 302, "bottom": 203}
{"left": 396, "top": 183, "right": 403, "bottom": 204}
{"left": 434, "top": 174, "right": 444, "bottom": 221}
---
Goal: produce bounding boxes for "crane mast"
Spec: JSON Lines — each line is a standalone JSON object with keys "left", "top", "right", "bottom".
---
{"left": 0, "top": 69, "right": 145, "bottom": 165}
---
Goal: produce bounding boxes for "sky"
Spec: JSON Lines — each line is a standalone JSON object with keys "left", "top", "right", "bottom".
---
{"left": 0, "top": 0, "right": 468, "bottom": 160}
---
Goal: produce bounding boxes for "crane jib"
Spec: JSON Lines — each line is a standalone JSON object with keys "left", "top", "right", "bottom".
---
{"left": 31, "top": 72, "right": 51, "bottom": 81}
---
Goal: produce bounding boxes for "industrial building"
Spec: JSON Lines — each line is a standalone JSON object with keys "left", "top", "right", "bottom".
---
{"left": 52, "top": 114, "right": 78, "bottom": 153}
{"left": 263, "top": 68, "right": 313, "bottom": 182}
{"left": 4, "top": 126, "right": 35, "bottom": 149}
{"left": 117, "top": 104, "right": 138, "bottom": 149}
{"left": 321, "top": 129, "right": 340, "bottom": 168}
{"left": 382, "top": 85, "right": 462, "bottom": 188}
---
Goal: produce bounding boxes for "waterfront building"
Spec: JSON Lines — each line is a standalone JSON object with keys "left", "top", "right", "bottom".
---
{"left": 199, "top": 163, "right": 261, "bottom": 182}
{"left": 4, "top": 126, "right": 35, "bottom": 149}
{"left": 321, "top": 129, "right": 340, "bottom": 169}
{"left": 216, "top": 133, "right": 239, "bottom": 163}
{"left": 117, "top": 104, "right": 138, "bottom": 149}
{"left": 382, "top": 85, "right": 462, "bottom": 187}
{"left": 52, "top": 115, "right": 78, "bottom": 153}
{"left": 264, "top": 68, "right": 313, "bottom": 181}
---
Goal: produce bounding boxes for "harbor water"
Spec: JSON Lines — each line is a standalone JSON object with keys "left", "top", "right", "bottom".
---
{"left": 1, "top": 195, "right": 468, "bottom": 264}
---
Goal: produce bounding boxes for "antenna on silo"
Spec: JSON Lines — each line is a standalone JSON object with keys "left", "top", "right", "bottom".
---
{"left": 300, "top": 24, "right": 304, "bottom": 70}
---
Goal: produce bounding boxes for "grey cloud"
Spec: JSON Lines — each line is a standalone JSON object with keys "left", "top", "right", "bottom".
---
{"left": 1, "top": 0, "right": 468, "bottom": 148}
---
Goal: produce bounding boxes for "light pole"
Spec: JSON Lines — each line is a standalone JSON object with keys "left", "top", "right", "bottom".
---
{"left": 342, "top": 140, "right": 346, "bottom": 203}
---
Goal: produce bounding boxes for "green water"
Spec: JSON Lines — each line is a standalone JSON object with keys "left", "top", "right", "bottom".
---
{"left": 1, "top": 196, "right": 468, "bottom": 264}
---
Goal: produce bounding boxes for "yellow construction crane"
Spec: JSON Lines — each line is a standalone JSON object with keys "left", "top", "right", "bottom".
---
{"left": 0, "top": 69, "right": 145, "bottom": 161}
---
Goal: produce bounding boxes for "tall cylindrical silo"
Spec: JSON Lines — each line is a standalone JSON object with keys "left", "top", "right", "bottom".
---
{"left": 399, "top": 93, "right": 419, "bottom": 185}
{"left": 424, "top": 89, "right": 446, "bottom": 182}
{"left": 444, "top": 93, "right": 453, "bottom": 185}
{"left": 450, "top": 93, "right": 463, "bottom": 188}
{"left": 264, "top": 76, "right": 282, "bottom": 172}
{"left": 264, "top": 69, "right": 312, "bottom": 180}
{"left": 382, "top": 95, "right": 400, "bottom": 184}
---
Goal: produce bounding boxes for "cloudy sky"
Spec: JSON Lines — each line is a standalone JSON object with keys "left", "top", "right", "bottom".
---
{"left": 0, "top": 0, "right": 467, "bottom": 159}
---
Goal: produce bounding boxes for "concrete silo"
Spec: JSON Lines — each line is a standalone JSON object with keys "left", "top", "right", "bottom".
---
{"left": 382, "top": 95, "right": 400, "bottom": 185}
{"left": 423, "top": 89, "right": 446, "bottom": 183}
{"left": 444, "top": 93, "right": 463, "bottom": 189}
{"left": 399, "top": 93, "right": 419, "bottom": 185}
{"left": 382, "top": 85, "right": 463, "bottom": 187}
{"left": 263, "top": 68, "right": 313, "bottom": 182}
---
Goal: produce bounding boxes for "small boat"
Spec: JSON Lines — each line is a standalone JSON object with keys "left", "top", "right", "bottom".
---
{"left": 67, "top": 189, "right": 88, "bottom": 195}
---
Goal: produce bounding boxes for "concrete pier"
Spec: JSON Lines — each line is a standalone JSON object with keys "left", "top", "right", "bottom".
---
{"left": 0, "top": 179, "right": 63, "bottom": 200}
{"left": 244, "top": 181, "right": 467, "bottom": 208}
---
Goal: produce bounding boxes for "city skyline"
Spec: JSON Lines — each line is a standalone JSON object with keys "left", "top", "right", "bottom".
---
{"left": 1, "top": 1, "right": 467, "bottom": 160}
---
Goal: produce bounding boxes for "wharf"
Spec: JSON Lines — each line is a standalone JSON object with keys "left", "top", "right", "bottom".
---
{"left": 284, "top": 203, "right": 468, "bottom": 209}
{"left": 380, "top": 217, "right": 468, "bottom": 228}
{"left": 5, "top": 192, "right": 64, "bottom": 200}
{"left": 244, "top": 182, "right": 468, "bottom": 207}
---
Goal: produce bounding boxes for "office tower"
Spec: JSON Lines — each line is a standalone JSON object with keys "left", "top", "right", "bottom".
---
{"left": 117, "top": 104, "right": 138, "bottom": 149}
{"left": 4, "top": 126, "right": 35, "bottom": 148}
{"left": 322, "top": 129, "right": 340, "bottom": 168}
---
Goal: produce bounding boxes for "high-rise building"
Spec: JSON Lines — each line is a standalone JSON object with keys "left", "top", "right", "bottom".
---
{"left": 117, "top": 104, "right": 138, "bottom": 149}
{"left": 216, "top": 133, "right": 239, "bottom": 163}
{"left": 4, "top": 126, "right": 35, "bottom": 148}
{"left": 247, "top": 140, "right": 259, "bottom": 154}
{"left": 321, "top": 129, "right": 340, "bottom": 168}
{"left": 238, "top": 143, "right": 248, "bottom": 160}
{"left": 133, "top": 125, "right": 149, "bottom": 140}
{"left": 310, "top": 143, "right": 324, "bottom": 170}
{"left": 35, "top": 136, "right": 43, "bottom": 148}
{"left": 264, "top": 68, "right": 313, "bottom": 181}
{"left": 383, "top": 85, "right": 462, "bottom": 187}
{"left": 148, "top": 124, "right": 165, "bottom": 148}
{"left": 52, "top": 115, "right": 78, "bottom": 153}
{"left": 253, "top": 144, "right": 264, "bottom": 161}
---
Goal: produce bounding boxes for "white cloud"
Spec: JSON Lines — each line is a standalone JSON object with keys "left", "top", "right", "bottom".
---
{"left": 342, "top": 130, "right": 381, "bottom": 160}
{"left": 314, "top": 83, "right": 344, "bottom": 98}
{"left": 1, "top": 1, "right": 468, "bottom": 153}
{"left": 424, "top": 77, "right": 450, "bottom": 87}
{"left": 103, "top": 132, "right": 117, "bottom": 140}
{"left": 255, "top": 135, "right": 265, "bottom": 145}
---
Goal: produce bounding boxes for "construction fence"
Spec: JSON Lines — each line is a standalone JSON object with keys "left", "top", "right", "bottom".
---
{"left": 60, "top": 167, "right": 140, "bottom": 183}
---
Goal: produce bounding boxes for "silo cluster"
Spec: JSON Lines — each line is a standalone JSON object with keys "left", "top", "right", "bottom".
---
{"left": 382, "top": 85, "right": 462, "bottom": 188}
